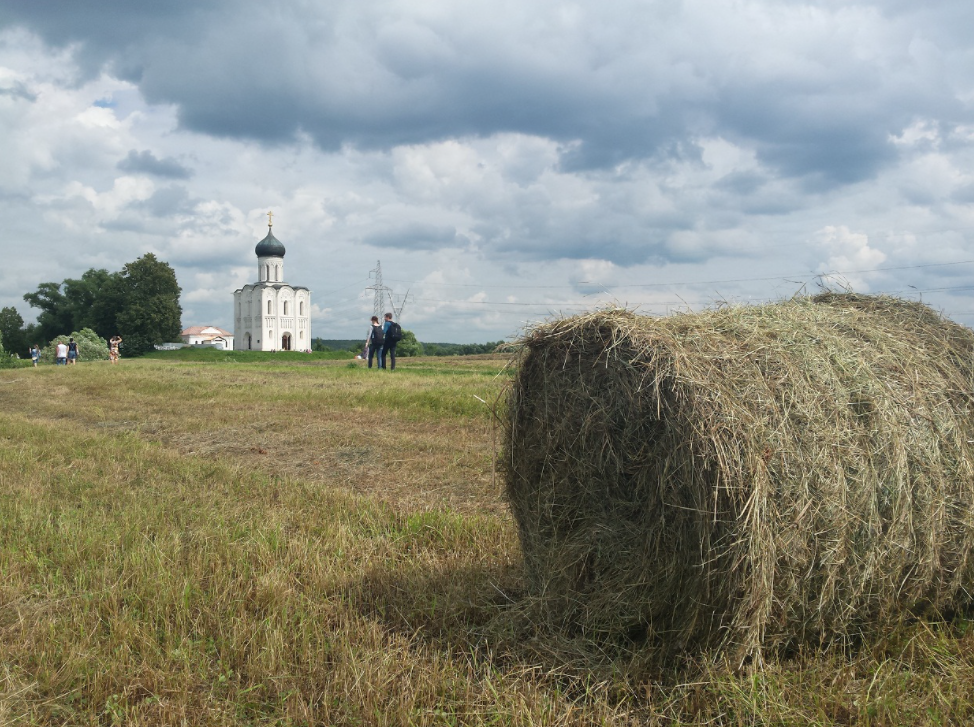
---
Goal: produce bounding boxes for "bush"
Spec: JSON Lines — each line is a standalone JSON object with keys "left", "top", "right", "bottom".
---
{"left": 397, "top": 330, "right": 423, "bottom": 357}
{"left": 0, "top": 332, "right": 16, "bottom": 369}
{"left": 41, "top": 328, "right": 112, "bottom": 364}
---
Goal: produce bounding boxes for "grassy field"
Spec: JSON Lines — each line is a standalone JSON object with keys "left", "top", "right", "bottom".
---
{"left": 2, "top": 355, "right": 974, "bottom": 725}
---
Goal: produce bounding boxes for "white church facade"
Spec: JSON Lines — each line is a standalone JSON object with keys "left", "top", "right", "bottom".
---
{"left": 233, "top": 215, "right": 311, "bottom": 351}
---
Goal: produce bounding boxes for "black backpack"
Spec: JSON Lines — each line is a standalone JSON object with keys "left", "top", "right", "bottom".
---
{"left": 387, "top": 321, "right": 403, "bottom": 343}
{"left": 372, "top": 325, "right": 385, "bottom": 346}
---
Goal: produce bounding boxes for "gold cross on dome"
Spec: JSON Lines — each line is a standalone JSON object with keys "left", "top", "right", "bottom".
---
{"left": 267, "top": 210, "right": 274, "bottom": 227}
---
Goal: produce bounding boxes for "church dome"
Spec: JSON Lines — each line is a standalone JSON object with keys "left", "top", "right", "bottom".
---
{"left": 255, "top": 227, "right": 286, "bottom": 257}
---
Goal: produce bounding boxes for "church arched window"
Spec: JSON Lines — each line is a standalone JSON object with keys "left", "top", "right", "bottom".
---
{"left": 284, "top": 301, "right": 288, "bottom": 316}
{"left": 299, "top": 301, "right": 303, "bottom": 316}
{"left": 276, "top": 264, "right": 281, "bottom": 281}
{"left": 264, "top": 264, "right": 270, "bottom": 281}
{"left": 267, "top": 300, "right": 272, "bottom": 315}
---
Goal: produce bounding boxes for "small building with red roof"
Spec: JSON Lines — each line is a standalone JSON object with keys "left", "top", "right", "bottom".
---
{"left": 180, "top": 325, "right": 234, "bottom": 350}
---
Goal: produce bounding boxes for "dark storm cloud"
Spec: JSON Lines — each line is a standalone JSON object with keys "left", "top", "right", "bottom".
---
{"left": 4, "top": 0, "right": 972, "bottom": 194}
{"left": 0, "top": 0, "right": 221, "bottom": 79}
{"left": 117, "top": 150, "right": 193, "bottom": 179}
{"left": 0, "top": 0, "right": 212, "bottom": 44}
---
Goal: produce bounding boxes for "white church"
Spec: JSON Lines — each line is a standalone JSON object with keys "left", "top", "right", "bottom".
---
{"left": 233, "top": 214, "right": 311, "bottom": 351}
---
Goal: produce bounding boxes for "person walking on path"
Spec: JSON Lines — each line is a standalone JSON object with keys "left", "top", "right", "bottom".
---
{"left": 67, "top": 337, "right": 79, "bottom": 365}
{"left": 367, "top": 316, "right": 385, "bottom": 369}
{"left": 381, "top": 312, "right": 402, "bottom": 371}
{"left": 109, "top": 335, "right": 122, "bottom": 364}
{"left": 55, "top": 341, "right": 68, "bottom": 366}
{"left": 30, "top": 345, "right": 40, "bottom": 367}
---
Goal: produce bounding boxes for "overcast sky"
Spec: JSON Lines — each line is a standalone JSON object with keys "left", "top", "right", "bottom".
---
{"left": 2, "top": 0, "right": 973, "bottom": 343}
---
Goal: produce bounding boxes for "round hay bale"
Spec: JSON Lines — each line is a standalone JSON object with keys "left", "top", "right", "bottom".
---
{"left": 503, "top": 294, "right": 974, "bottom": 662}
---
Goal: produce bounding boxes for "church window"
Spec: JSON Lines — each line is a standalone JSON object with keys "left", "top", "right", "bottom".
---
{"left": 264, "top": 264, "right": 270, "bottom": 281}
{"left": 267, "top": 300, "right": 272, "bottom": 315}
{"left": 276, "top": 264, "right": 281, "bottom": 281}
{"left": 284, "top": 301, "right": 288, "bottom": 316}
{"left": 299, "top": 301, "right": 304, "bottom": 316}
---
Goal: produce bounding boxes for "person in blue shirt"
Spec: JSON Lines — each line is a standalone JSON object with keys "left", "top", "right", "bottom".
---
{"left": 380, "top": 312, "right": 402, "bottom": 371}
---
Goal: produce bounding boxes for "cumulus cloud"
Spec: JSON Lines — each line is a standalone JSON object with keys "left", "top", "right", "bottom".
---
{"left": 568, "top": 259, "right": 619, "bottom": 295}
{"left": 815, "top": 225, "right": 887, "bottom": 291}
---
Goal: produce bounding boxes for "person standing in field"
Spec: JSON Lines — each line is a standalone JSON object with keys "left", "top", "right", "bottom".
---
{"left": 381, "top": 312, "right": 402, "bottom": 371}
{"left": 30, "top": 345, "right": 40, "bottom": 367}
{"left": 109, "top": 335, "right": 122, "bottom": 364}
{"left": 67, "top": 337, "right": 79, "bottom": 365}
{"left": 55, "top": 341, "right": 68, "bottom": 366}
{"left": 367, "top": 315, "right": 384, "bottom": 369}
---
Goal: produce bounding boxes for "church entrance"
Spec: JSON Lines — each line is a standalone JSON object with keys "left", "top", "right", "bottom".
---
{"left": 281, "top": 333, "right": 292, "bottom": 351}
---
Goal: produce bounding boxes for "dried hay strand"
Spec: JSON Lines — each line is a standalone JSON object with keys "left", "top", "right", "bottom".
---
{"left": 502, "top": 293, "right": 974, "bottom": 663}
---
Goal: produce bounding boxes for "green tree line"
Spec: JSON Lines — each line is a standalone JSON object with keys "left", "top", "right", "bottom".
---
{"left": 1, "top": 253, "right": 182, "bottom": 359}
{"left": 310, "top": 335, "right": 503, "bottom": 358}
{"left": 421, "top": 340, "right": 504, "bottom": 356}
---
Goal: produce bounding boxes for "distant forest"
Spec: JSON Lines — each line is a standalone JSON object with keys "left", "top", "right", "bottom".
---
{"left": 312, "top": 337, "right": 504, "bottom": 356}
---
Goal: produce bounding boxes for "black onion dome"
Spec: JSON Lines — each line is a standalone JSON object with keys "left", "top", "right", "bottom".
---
{"left": 255, "top": 228, "right": 286, "bottom": 257}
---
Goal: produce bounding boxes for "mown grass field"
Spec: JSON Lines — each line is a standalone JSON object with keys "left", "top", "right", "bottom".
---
{"left": 3, "top": 355, "right": 974, "bottom": 725}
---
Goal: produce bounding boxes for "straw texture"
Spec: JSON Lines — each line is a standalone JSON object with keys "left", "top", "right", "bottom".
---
{"left": 503, "top": 294, "right": 974, "bottom": 662}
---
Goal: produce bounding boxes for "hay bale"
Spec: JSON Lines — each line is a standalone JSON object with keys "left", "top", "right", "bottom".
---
{"left": 503, "top": 294, "right": 974, "bottom": 662}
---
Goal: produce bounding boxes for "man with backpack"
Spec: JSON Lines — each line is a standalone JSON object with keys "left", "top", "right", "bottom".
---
{"left": 381, "top": 312, "right": 403, "bottom": 370}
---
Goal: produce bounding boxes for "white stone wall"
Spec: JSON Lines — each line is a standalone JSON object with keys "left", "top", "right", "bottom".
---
{"left": 257, "top": 255, "right": 284, "bottom": 283}
{"left": 234, "top": 284, "right": 311, "bottom": 351}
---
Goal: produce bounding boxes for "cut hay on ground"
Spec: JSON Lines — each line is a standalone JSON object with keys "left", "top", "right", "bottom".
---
{"left": 503, "top": 294, "right": 974, "bottom": 663}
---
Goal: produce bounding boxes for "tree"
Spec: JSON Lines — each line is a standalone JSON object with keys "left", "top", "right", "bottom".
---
{"left": 22, "top": 257, "right": 181, "bottom": 356}
{"left": 22, "top": 268, "right": 114, "bottom": 342}
{"left": 63, "top": 268, "right": 114, "bottom": 334}
{"left": 109, "top": 253, "right": 182, "bottom": 356}
{"left": 23, "top": 281, "right": 73, "bottom": 344}
{"left": 396, "top": 329, "right": 423, "bottom": 357}
{"left": 88, "top": 272, "right": 125, "bottom": 340}
{"left": 0, "top": 332, "right": 15, "bottom": 368}
{"left": 0, "top": 307, "right": 28, "bottom": 357}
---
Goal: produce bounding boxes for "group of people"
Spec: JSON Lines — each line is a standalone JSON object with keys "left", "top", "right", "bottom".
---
{"left": 30, "top": 334, "right": 123, "bottom": 366}
{"left": 365, "top": 312, "right": 403, "bottom": 370}
{"left": 51, "top": 337, "right": 79, "bottom": 366}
